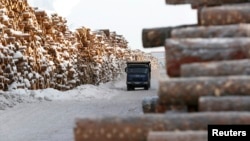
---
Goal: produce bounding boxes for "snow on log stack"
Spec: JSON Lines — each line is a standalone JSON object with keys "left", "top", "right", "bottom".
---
{"left": 73, "top": 0, "right": 250, "bottom": 141}
{"left": 0, "top": 0, "right": 158, "bottom": 91}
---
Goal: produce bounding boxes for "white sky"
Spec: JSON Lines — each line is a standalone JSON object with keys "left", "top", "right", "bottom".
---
{"left": 27, "top": 0, "right": 197, "bottom": 52}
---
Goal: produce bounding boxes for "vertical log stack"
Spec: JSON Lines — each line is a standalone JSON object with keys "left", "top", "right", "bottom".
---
{"left": 0, "top": 0, "right": 159, "bottom": 91}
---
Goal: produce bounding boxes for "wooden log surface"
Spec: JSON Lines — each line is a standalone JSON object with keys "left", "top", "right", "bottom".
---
{"left": 165, "top": 0, "right": 250, "bottom": 7}
{"left": 199, "top": 96, "right": 250, "bottom": 111}
{"left": 181, "top": 59, "right": 250, "bottom": 77}
{"left": 147, "top": 131, "right": 207, "bottom": 141}
{"left": 158, "top": 76, "right": 250, "bottom": 106}
{"left": 74, "top": 112, "right": 250, "bottom": 141}
{"left": 165, "top": 38, "right": 250, "bottom": 77}
{"left": 199, "top": 3, "right": 250, "bottom": 25}
{"left": 172, "top": 24, "right": 250, "bottom": 38}
{"left": 142, "top": 96, "right": 187, "bottom": 113}
{"left": 142, "top": 24, "right": 196, "bottom": 48}
{"left": 144, "top": 24, "right": 250, "bottom": 48}
{"left": 142, "top": 96, "right": 164, "bottom": 113}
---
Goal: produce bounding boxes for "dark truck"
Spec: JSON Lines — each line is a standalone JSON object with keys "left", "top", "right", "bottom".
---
{"left": 125, "top": 61, "right": 151, "bottom": 90}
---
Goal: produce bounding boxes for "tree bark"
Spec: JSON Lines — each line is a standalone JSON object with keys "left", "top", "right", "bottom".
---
{"left": 199, "top": 3, "right": 250, "bottom": 25}
{"left": 74, "top": 112, "right": 250, "bottom": 141}
{"left": 199, "top": 96, "right": 250, "bottom": 111}
{"left": 181, "top": 59, "right": 250, "bottom": 77}
{"left": 165, "top": 0, "right": 249, "bottom": 7}
{"left": 158, "top": 76, "right": 250, "bottom": 106}
{"left": 142, "top": 24, "right": 196, "bottom": 48}
{"left": 171, "top": 24, "right": 250, "bottom": 38}
{"left": 142, "top": 96, "right": 187, "bottom": 113}
{"left": 165, "top": 38, "right": 250, "bottom": 77}
{"left": 165, "top": 0, "right": 249, "bottom": 9}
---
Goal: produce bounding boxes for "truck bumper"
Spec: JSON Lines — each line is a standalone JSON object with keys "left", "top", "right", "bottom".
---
{"left": 127, "top": 82, "right": 149, "bottom": 86}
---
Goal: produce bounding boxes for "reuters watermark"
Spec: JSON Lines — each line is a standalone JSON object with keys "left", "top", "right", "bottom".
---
{"left": 208, "top": 125, "right": 250, "bottom": 141}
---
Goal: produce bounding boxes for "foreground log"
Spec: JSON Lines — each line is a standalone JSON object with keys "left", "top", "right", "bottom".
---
{"left": 158, "top": 76, "right": 250, "bottom": 106}
{"left": 142, "top": 96, "right": 187, "bottom": 113}
{"left": 147, "top": 131, "right": 207, "bottom": 141}
{"left": 165, "top": 0, "right": 249, "bottom": 8}
{"left": 172, "top": 24, "right": 250, "bottom": 38}
{"left": 142, "top": 24, "right": 195, "bottom": 48}
{"left": 181, "top": 59, "right": 250, "bottom": 77}
{"left": 74, "top": 112, "right": 250, "bottom": 141}
{"left": 199, "top": 3, "right": 250, "bottom": 25}
{"left": 142, "top": 96, "right": 167, "bottom": 113}
{"left": 165, "top": 38, "right": 250, "bottom": 77}
{"left": 199, "top": 96, "right": 250, "bottom": 111}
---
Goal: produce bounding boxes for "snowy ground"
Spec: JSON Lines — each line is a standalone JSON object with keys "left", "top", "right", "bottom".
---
{"left": 0, "top": 69, "right": 164, "bottom": 141}
{"left": 0, "top": 73, "right": 128, "bottom": 110}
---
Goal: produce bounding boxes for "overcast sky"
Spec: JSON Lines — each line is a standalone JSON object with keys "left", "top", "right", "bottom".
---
{"left": 27, "top": 0, "right": 197, "bottom": 52}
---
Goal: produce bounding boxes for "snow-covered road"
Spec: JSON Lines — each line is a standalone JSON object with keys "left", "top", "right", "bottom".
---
{"left": 0, "top": 70, "right": 163, "bottom": 141}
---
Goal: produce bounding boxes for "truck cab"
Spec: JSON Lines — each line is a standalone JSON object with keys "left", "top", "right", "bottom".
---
{"left": 125, "top": 61, "right": 151, "bottom": 90}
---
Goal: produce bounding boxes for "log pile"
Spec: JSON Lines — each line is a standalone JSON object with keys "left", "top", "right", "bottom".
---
{"left": 0, "top": 0, "right": 159, "bottom": 91}
{"left": 74, "top": 112, "right": 250, "bottom": 141}
{"left": 73, "top": 0, "right": 250, "bottom": 141}
{"left": 141, "top": 0, "right": 250, "bottom": 141}
{"left": 154, "top": 0, "right": 250, "bottom": 113}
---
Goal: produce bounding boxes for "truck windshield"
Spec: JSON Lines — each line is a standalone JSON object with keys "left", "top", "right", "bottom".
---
{"left": 127, "top": 68, "right": 148, "bottom": 74}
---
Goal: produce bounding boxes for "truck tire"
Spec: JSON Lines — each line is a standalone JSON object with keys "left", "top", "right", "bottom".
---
{"left": 127, "top": 85, "right": 134, "bottom": 91}
{"left": 144, "top": 85, "right": 149, "bottom": 90}
{"left": 127, "top": 85, "right": 131, "bottom": 91}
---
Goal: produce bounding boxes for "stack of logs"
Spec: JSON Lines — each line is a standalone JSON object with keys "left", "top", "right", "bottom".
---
{"left": 0, "top": 0, "right": 158, "bottom": 91}
{"left": 74, "top": 0, "right": 250, "bottom": 141}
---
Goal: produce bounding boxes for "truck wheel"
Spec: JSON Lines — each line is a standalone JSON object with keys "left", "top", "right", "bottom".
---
{"left": 127, "top": 85, "right": 133, "bottom": 91}
{"left": 127, "top": 85, "right": 130, "bottom": 91}
{"left": 144, "top": 86, "right": 149, "bottom": 90}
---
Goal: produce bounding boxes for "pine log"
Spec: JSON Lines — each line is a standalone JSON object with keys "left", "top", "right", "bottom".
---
{"left": 165, "top": 38, "right": 250, "bottom": 77}
{"left": 142, "top": 96, "right": 162, "bottom": 113}
{"left": 199, "top": 96, "right": 250, "bottom": 111}
{"left": 142, "top": 96, "right": 187, "bottom": 113}
{"left": 74, "top": 112, "right": 250, "bottom": 141}
{"left": 172, "top": 24, "right": 250, "bottom": 38}
{"left": 142, "top": 24, "right": 196, "bottom": 48}
{"left": 199, "top": 3, "right": 250, "bottom": 26}
{"left": 181, "top": 59, "right": 250, "bottom": 77}
{"left": 165, "top": 0, "right": 249, "bottom": 7}
{"left": 147, "top": 131, "right": 207, "bottom": 141}
{"left": 158, "top": 76, "right": 250, "bottom": 106}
